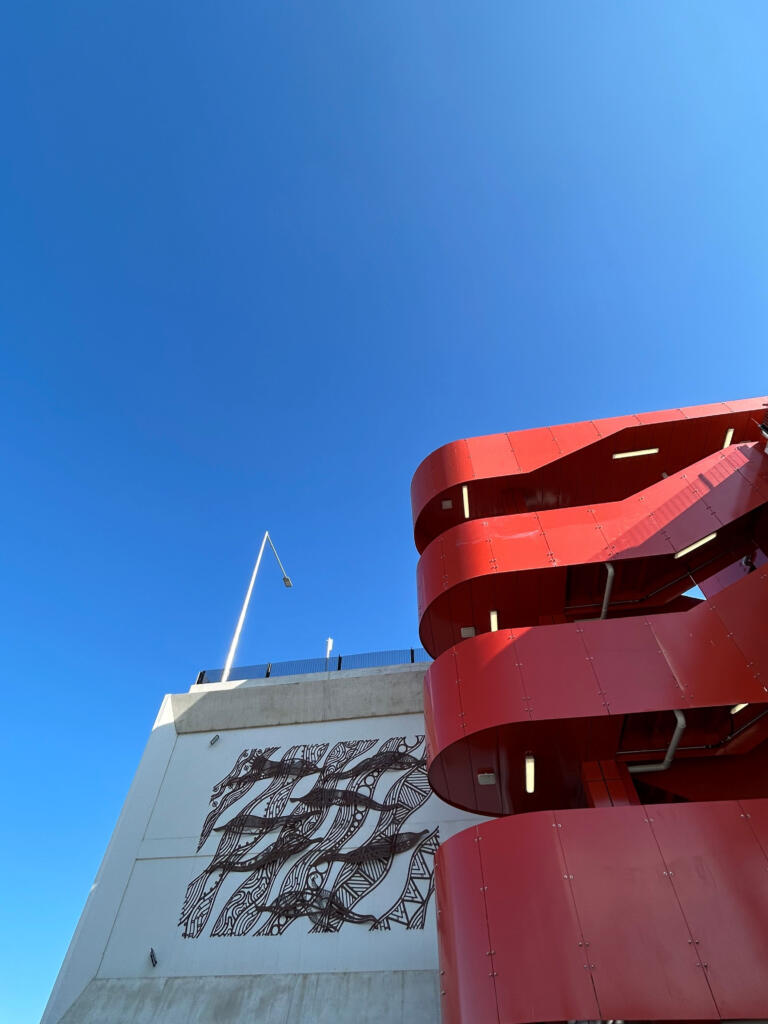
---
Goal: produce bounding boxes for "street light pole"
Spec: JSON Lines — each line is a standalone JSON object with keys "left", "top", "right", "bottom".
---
{"left": 220, "top": 531, "right": 292, "bottom": 684}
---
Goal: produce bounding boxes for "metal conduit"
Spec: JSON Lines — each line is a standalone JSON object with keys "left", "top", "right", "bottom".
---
{"left": 564, "top": 551, "right": 726, "bottom": 614}
{"left": 627, "top": 709, "right": 687, "bottom": 774}
{"left": 619, "top": 706, "right": 768, "bottom": 758}
{"left": 600, "top": 562, "right": 615, "bottom": 619}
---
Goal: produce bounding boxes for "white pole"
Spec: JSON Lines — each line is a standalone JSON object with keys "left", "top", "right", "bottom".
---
{"left": 325, "top": 637, "right": 333, "bottom": 661}
{"left": 220, "top": 531, "right": 270, "bottom": 684}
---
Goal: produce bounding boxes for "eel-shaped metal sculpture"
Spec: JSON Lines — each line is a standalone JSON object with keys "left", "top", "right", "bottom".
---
{"left": 222, "top": 755, "right": 320, "bottom": 788}
{"left": 326, "top": 749, "right": 424, "bottom": 780}
{"left": 313, "top": 829, "right": 430, "bottom": 866}
{"left": 249, "top": 889, "right": 378, "bottom": 929}
{"left": 213, "top": 810, "right": 315, "bottom": 835}
{"left": 289, "top": 787, "right": 397, "bottom": 812}
{"left": 211, "top": 832, "right": 320, "bottom": 873}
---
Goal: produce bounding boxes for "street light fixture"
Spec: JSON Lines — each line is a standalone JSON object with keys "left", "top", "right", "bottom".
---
{"left": 220, "top": 531, "right": 293, "bottom": 684}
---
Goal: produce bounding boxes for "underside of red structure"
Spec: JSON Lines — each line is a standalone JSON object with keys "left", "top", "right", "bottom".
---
{"left": 411, "top": 398, "right": 768, "bottom": 1024}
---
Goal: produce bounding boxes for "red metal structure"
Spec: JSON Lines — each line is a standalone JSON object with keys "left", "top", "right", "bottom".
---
{"left": 412, "top": 398, "right": 768, "bottom": 1024}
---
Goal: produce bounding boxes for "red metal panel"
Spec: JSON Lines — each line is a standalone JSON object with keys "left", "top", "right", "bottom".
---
{"left": 656, "top": 483, "right": 723, "bottom": 554}
{"left": 636, "top": 407, "right": 688, "bottom": 425}
{"left": 477, "top": 813, "right": 601, "bottom": 1023}
{"left": 435, "top": 830, "right": 499, "bottom": 1024}
{"left": 452, "top": 633, "right": 530, "bottom": 735}
{"left": 583, "top": 776, "right": 613, "bottom": 807}
{"left": 649, "top": 800, "right": 768, "bottom": 1018}
{"left": 465, "top": 432, "right": 519, "bottom": 480}
{"left": 418, "top": 446, "right": 768, "bottom": 656}
{"left": 579, "top": 616, "right": 683, "bottom": 714}
{"left": 725, "top": 396, "right": 768, "bottom": 414}
{"left": 681, "top": 402, "right": 732, "bottom": 419}
{"left": 709, "top": 562, "right": 768, "bottom": 683}
{"left": 412, "top": 438, "right": 473, "bottom": 512}
{"left": 539, "top": 507, "right": 614, "bottom": 565}
{"left": 412, "top": 398, "right": 767, "bottom": 552}
{"left": 438, "top": 805, "right": 768, "bottom": 1023}
{"left": 553, "top": 805, "right": 719, "bottom": 1020}
{"left": 423, "top": 569, "right": 768, "bottom": 815}
{"left": 728, "top": 443, "right": 768, "bottom": 498}
{"left": 650, "top": 598, "right": 767, "bottom": 707}
{"left": 423, "top": 651, "right": 464, "bottom": 763}
{"left": 743, "top": 797, "right": 768, "bottom": 861}
{"left": 505, "top": 425, "right": 564, "bottom": 474}
{"left": 413, "top": 398, "right": 768, "bottom": 1024}
{"left": 589, "top": 497, "right": 674, "bottom": 559}
{"left": 549, "top": 417, "right": 601, "bottom": 455}
{"left": 511, "top": 624, "right": 605, "bottom": 721}
{"left": 705, "top": 445, "right": 768, "bottom": 516}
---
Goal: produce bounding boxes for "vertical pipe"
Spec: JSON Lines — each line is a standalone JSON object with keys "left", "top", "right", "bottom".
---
{"left": 600, "top": 562, "right": 615, "bottom": 619}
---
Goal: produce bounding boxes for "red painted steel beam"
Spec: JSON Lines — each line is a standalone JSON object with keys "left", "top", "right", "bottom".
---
{"left": 418, "top": 442, "right": 768, "bottom": 657}
{"left": 424, "top": 567, "right": 768, "bottom": 815}
{"left": 437, "top": 801, "right": 768, "bottom": 1024}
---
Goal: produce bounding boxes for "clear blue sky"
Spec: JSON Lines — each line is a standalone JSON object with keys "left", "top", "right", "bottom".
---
{"left": 2, "top": 3, "right": 767, "bottom": 1020}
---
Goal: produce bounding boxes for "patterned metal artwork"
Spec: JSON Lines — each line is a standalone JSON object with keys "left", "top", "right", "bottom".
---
{"left": 179, "top": 735, "right": 438, "bottom": 937}
{"left": 289, "top": 787, "right": 398, "bottom": 812}
{"left": 314, "top": 830, "right": 430, "bottom": 865}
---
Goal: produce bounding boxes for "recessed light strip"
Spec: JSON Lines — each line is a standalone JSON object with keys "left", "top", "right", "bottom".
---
{"left": 489, "top": 610, "right": 498, "bottom": 632}
{"left": 525, "top": 755, "right": 535, "bottom": 794}
{"left": 612, "top": 447, "right": 660, "bottom": 460}
{"left": 462, "top": 484, "right": 470, "bottom": 519}
{"left": 673, "top": 532, "right": 717, "bottom": 560}
{"left": 730, "top": 703, "right": 748, "bottom": 715}
{"left": 723, "top": 427, "right": 734, "bottom": 448}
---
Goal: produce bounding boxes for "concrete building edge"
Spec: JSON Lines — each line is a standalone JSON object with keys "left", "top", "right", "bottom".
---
{"left": 42, "top": 666, "right": 428, "bottom": 1024}
{"left": 41, "top": 696, "right": 178, "bottom": 1024}
{"left": 59, "top": 970, "right": 442, "bottom": 1024}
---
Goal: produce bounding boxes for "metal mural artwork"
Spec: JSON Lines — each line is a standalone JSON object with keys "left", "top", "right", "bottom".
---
{"left": 179, "top": 735, "right": 438, "bottom": 937}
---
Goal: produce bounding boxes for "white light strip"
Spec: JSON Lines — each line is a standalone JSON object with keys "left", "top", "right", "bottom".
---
{"left": 525, "top": 755, "right": 535, "bottom": 794}
{"left": 462, "top": 484, "right": 470, "bottom": 519}
{"left": 673, "top": 532, "right": 717, "bottom": 560}
{"left": 730, "top": 703, "right": 748, "bottom": 715}
{"left": 489, "top": 610, "right": 498, "bottom": 632}
{"left": 723, "top": 427, "right": 734, "bottom": 448}
{"left": 612, "top": 447, "right": 660, "bottom": 460}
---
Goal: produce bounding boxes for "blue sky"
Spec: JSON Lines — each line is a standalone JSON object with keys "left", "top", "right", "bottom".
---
{"left": 2, "top": 3, "right": 768, "bottom": 1020}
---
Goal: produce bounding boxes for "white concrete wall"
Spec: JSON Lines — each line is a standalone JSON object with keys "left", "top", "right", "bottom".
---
{"left": 43, "top": 667, "right": 480, "bottom": 1024}
{"left": 42, "top": 696, "right": 179, "bottom": 1024}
